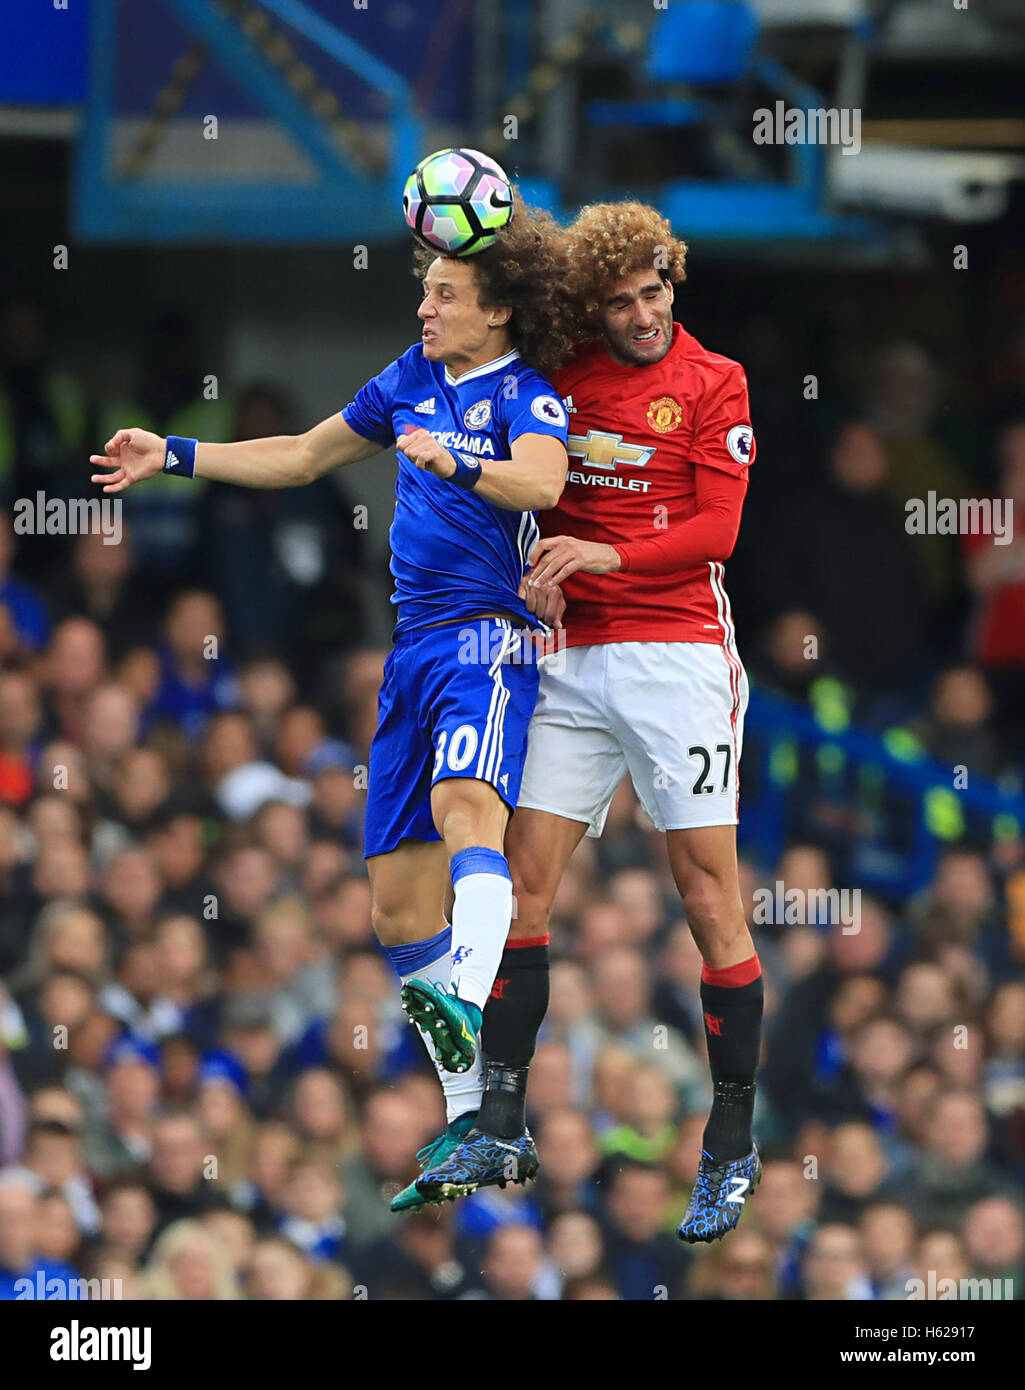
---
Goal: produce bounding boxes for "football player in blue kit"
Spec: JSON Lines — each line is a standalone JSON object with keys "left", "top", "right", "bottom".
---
{"left": 89, "top": 197, "right": 577, "bottom": 1211}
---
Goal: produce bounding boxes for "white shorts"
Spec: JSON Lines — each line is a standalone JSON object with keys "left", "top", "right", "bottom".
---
{"left": 517, "top": 641, "right": 748, "bottom": 836}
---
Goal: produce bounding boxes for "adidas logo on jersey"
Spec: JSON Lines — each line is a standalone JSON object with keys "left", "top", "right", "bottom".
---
{"left": 563, "top": 395, "right": 577, "bottom": 413}
{"left": 415, "top": 397, "right": 436, "bottom": 415}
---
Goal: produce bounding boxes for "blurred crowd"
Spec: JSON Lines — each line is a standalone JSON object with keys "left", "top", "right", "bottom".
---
{"left": 0, "top": 285, "right": 1024, "bottom": 1300}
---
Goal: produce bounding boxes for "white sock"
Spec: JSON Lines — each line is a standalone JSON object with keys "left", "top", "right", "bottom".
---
{"left": 449, "top": 847, "right": 513, "bottom": 1012}
{"left": 386, "top": 925, "right": 482, "bottom": 1124}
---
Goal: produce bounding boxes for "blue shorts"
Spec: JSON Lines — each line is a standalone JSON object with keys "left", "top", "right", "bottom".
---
{"left": 363, "top": 617, "right": 540, "bottom": 859}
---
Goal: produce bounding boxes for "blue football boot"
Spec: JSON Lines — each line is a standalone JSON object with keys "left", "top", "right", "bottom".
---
{"left": 415, "top": 1127, "right": 539, "bottom": 1203}
{"left": 677, "top": 1147, "right": 762, "bottom": 1244}
{"left": 390, "top": 1112, "right": 478, "bottom": 1214}
{"left": 400, "top": 980, "right": 481, "bottom": 1074}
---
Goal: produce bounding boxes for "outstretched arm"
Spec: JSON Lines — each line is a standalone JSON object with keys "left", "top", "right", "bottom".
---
{"left": 90, "top": 413, "right": 381, "bottom": 494}
{"left": 527, "top": 464, "right": 748, "bottom": 587}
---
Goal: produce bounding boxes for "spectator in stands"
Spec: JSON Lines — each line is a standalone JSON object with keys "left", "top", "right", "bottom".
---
{"left": 532, "top": 1108, "right": 602, "bottom": 1224}
{"left": 480, "top": 1223, "right": 552, "bottom": 1301}
{"left": 599, "top": 1063, "right": 677, "bottom": 1164}
{"left": 577, "top": 947, "right": 705, "bottom": 1101}
{"left": 983, "top": 980, "right": 1025, "bottom": 1141}
{"left": 546, "top": 1210, "right": 606, "bottom": 1291}
{"left": 964, "top": 418, "right": 1025, "bottom": 757}
{"left": 340, "top": 1090, "right": 430, "bottom": 1250}
{"left": 766, "top": 421, "right": 925, "bottom": 693}
{"left": 16, "top": 903, "right": 110, "bottom": 1003}
{"left": 356, "top": 1203, "right": 479, "bottom": 1299}
{"left": 910, "top": 849, "right": 1013, "bottom": 983}
{"left": 892, "top": 1089, "right": 1014, "bottom": 1228}
{"left": 95, "top": 311, "right": 236, "bottom": 584}
{"left": 800, "top": 1223, "right": 872, "bottom": 1300}
{"left": 0, "top": 807, "right": 34, "bottom": 973}
{"left": 653, "top": 921, "right": 705, "bottom": 1045}
{"left": 0, "top": 1170, "right": 85, "bottom": 1300}
{"left": 908, "top": 666, "right": 1004, "bottom": 779}
{"left": 747, "top": 1156, "right": 817, "bottom": 1299}
{"left": 210, "top": 841, "right": 279, "bottom": 959}
{"left": 962, "top": 1195, "right": 1025, "bottom": 1297}
{"left": 97, "top": 1179, "right": 157, "bottom": 1265}
{"left": 687, "top": 1229, "right": 778, "bottom": 1300}
{"left": 858, "top": 1201, "right": 915, "bottom": 1300}
{"left": 81, "top": 682, "right": 142, "bottom": 815}
{"left": 865, "top": 342, "right": 968, "bottom": 629}
{"left": 49, "top": 527, "right": 155, "bottom": 661}
{"left": 41, "top": 617, "right": 106, "bottom": 744}
{"left": 912, "top": 1227, "right": 969, "bottom": 1293}
{"left": 202, "top": 1203, "right": 254, "bottom": 1280}
{"left": 237, "top": 659, "right": 297, "bottom": 760}
{"left": 140, "top": 1216, "right": 240, "bottom": 1299}
{"left": 0, "top": 666, "right": 42, "bottom": 810}
{"left": 248, "top": 1233, "right": 325, "bottom": 1299}
{"left": 275, "top": 1154, "right": 346, "bottom": 1264}
{"left": 0, "top": 517, "right": 49, "bottom": 653}
{"left": 142, "top": 813, "right": 211, "bottom": 915}
{"left": 814, "top": 1016, "right": 914, "bottom": 1131}
{"left": 146, "top": 1110, "right": 215, "bottom": 1234}
{"left": 216, "top": 995, "right": 292, "bottom": 1121}
{"left": 284, "top": 1069, "right": 355, "bottom": 1168}
{"left": 34, "top": 1190, "right": 83, "bottom": 1271}
{"left": 147, "top": 591, "right": 239, "bottom": 742}
{"left": 601, "top": 1162, "right": 691, "bottom": 1301}
{"left": 0, "top": 296, "right": 87, "bottom": 573}
{"left": 83, "top": 1035, "right": 159, "bottom": 1178}
{"left": 817, "top": 1122, "right": 893, "bottom": 1222}
{"left": 199, "top": 383, "right": 366, "bottom": 667}
{"left": 99, "top": 849, "right": 164, "bottom": 947}
{"left": 108, "top": 747, "right": 172, "bottom": 833}
{"left": 764, "top": 905, "right": 900, "bottom": 1135}
{"left": 227, "top": 1120, "right": 296, "bottom": 1229}
{"left": 18, "top": 1111, "right": 101, "bottom": 1236}
{"left": 195, "top": 1055, "right": 252, "bottom": 1189}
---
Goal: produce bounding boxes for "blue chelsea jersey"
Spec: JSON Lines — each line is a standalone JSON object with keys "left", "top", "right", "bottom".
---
{"left": 342, "top": 345, "right": 569, "bottom": 636}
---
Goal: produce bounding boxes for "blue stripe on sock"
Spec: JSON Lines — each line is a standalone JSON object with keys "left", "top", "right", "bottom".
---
{"left": 384, "top": 924, "right": 452, "bottom": 978}
{"left": 451, "top": 846, "right": 510, "bottom": 885}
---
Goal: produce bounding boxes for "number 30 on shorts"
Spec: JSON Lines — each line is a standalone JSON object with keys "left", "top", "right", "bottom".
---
{"left": 688, "top": 742, "right": 732, "bottom": 795}
{"left": 433, "top": 725, "right": 480, "bottom": 778}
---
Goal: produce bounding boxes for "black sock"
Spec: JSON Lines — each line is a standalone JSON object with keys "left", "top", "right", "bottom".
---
{"left": 476, "top": 1062, "right": 530, "bottom": 1140}
{"left": 700, "top": 960, "right": 763, "bottom": 1164}
{"left": 477, "top": 939, "right": 550, "bottom": 1138}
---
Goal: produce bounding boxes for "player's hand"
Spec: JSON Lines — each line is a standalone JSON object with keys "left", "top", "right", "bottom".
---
{"left": 519, "top": 572, "right": 566, "bottom": 628}
{"left": 397, "top": 426, "right": 457, "bottom": 480}
{"left": 89, "top": 428, "right": 166, "bottom": 493}
{"left": 527, "top": 535, "right": 621, "bottom": 587}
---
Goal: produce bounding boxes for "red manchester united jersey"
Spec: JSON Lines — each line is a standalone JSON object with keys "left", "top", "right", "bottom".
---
{"left": 547, "top": 322, "right": 754, "bottom": 647}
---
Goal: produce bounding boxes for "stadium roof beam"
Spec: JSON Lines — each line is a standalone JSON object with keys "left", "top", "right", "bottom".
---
{"left": 74, "top": 0, "right": 423, "bottom": 243}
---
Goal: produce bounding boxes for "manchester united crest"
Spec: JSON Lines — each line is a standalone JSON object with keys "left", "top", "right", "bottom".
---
{"left": 647, "top": 396, "right": 683, "bottom": 433}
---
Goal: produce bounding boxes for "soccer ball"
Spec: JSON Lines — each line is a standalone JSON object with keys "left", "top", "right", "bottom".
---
{"left": 402, "top": 148, "right": 513, "bottom": 257}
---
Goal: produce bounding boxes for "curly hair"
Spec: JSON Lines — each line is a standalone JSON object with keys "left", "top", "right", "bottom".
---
{"left": 563, "top": 201, "right": 689, "bottom": 332}
{"left": 412, "top": 190, "right": 582, "bottom": 378}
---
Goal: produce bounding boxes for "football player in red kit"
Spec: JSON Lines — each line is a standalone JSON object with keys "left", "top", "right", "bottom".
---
{"left": 415, "top": 202, "right": 762, "bottom": 1243}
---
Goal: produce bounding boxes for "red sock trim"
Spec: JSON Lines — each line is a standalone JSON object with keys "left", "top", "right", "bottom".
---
{"left": 506, "top": 933, "right": 550, "bottom": 949}
{"left": 701, "top": 953, "right": 762, "bottom": 988}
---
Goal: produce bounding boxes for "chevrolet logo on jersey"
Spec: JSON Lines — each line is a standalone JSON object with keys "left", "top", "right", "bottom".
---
{"left": 567, "top": 430, "right": 655, "bottom": 470}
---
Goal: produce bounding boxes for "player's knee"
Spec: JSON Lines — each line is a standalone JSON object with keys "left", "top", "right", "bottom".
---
{"left": 678, "top": 872, "right": 748, "bottom": 960}
{"left": 433, "top": 781, "right": 505, "bottom": 852}
{"left": 507, "top": 866, "right": 556, "bottom": 941}
{"left": 678, "top": 868, "right": 733, "bottom": 934}
{"left": 371, "top": 899, "right": 422, "bottom": 948}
